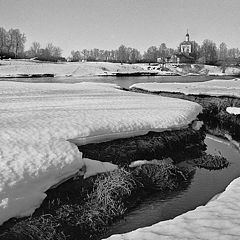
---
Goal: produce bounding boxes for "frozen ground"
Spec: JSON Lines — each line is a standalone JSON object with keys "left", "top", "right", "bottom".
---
{"left": 103, "top": 80, "right": 240, "bottom": 240}
{"left": 0, "top": 81, "right": 201, "bottom": 225}
{"left": 130, "top": 79, "right": 240, "bottom": 98}
{"left": 0, "top": 60, "right": 144, "bottom": 77}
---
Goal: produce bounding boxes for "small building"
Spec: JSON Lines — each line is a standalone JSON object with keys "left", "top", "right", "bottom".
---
{"left": 180, "top": 32, "right": 192, "bottom": 54}
{"left": 178, "top": 31, "right": 196, "bottom": 63}
{"left": 168, "top": 31, "right": 197, "bottom": 64}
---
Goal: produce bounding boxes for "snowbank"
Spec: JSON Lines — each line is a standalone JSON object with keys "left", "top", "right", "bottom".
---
{"left": 0, "top": 81, "right": 202, "bottom": 225}
{"left": 103, "top": 79, "right": 240, "bottom": 240}
{"left": 104, "top": 176, "right": 240, "bottom": 240}
{"left": 166, "top": 63, "right": 240, "bottom": 76}
{"left": 226, "top": 107, "right": 240, "bottom": 115}
{"left": 130, "top": 79, "right": 240, "bottom": 98}
{"left": 0, "top": 60, "right": 144, "bottom": 77}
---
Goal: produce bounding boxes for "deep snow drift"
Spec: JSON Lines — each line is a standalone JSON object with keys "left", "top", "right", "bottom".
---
{"left": 0, "top": 81, "right": 201, "bottom": 225}
{"left": 130, "top": 79, "right": 240, "bottom": 98}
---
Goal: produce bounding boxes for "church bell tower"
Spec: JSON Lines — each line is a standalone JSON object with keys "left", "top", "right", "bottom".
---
{"left": 186, "top": 30, "right": 190, "bottom": 42}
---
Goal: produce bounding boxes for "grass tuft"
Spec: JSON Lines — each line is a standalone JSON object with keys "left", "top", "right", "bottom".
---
{"left": 55, "top": 169, "right": 137, "bottom": 239}
{"left": 190, "top": 154, "right": 229, "bottom": 170}
{"left": 132, "top": 161, "right": 188, "bottom": 191}
{"left": 0, "top": 214, "right": 66, "bottom": 240}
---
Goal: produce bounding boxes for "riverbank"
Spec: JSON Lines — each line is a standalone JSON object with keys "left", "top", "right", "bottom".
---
{"left": 130, "top": 79, "right": 240, "bottom": 142}
{"left": 102, "top": 80, "right": 240, "bottom": 240}
{"left": 0, "top": 60, "right": 145, "bottom": 77}
{"left": 0, "top": 81, "right": 204, "bottom": 239}
{"left": 1, "top": 60, "right": 240, "bottom": 78}
{"left": 0, "top": 126, "right": 206, "bottom": 240}
{"left": 0, "top": 78, "right": 239, "bottom": 240}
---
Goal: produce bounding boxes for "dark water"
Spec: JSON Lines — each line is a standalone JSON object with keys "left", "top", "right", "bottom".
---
{"left": 102, "top": 135, "right": 240, "bottom": 238}
{"left": 1, "top": 76, "right": 239, "bottom": 237}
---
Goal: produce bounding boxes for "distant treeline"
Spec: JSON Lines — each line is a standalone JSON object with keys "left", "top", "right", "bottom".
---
{"left": 0, "top": 27, "right": 64, "bottom": 62}
{"left": 70, "top": 41, "right": 240, "bottom": 66}
{"left": 1, "top": 26, "right": 240, "bottom": 65}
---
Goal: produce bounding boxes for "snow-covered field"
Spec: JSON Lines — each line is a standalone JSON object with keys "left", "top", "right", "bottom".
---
{"left": 130, "top": 79, "right": 240, "bottom": 98}
{"left": 0, "top": 60, "right": 144, "bottom": 77}
{"left": 0, "top": 81, "right": 201, "bottom": 225}
{"left": 103, "top": 79, "right": 240, "bottom": 240}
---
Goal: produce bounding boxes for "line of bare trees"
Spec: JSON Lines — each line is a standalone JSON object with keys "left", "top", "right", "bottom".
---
{"left": 1, "top": 26, "right": 240, "bottom": 65}
{"left": 0, "top": 27, "right": 26, "bottom": 59}
{"left": 70, "top": 40, "right": 240, "bottom": 66}
{"left": 25, "top": 42, "right": 64, "bottom": 62}
{"left": 71, "top": 45, "right": 141, "bottom": 63}
{"left": 0, "top": 27, "right": 63, "bottom": 62}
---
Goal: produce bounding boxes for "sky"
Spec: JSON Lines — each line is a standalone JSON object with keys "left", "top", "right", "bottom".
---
{"left": 1, "top": 0, "right": 240, "bottom": 57}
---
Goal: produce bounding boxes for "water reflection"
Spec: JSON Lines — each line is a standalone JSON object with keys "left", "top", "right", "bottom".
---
{"left": 103, "top": 135, "right": 240, "bottom": 237}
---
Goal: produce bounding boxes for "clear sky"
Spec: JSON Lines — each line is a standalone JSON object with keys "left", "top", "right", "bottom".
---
{"left": 1, "top": 0, "right": 240, "bottom": 57}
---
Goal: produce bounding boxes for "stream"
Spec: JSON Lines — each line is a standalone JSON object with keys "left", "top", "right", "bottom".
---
{"left": 1, "top": 75, "right": 239, "bottom": 238}
{"left": 102, "top": 134, "right": 240, "bottom": 237}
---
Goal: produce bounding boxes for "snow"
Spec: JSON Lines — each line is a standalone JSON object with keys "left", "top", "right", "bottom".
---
{"left": 130, "top": 79, "right": 240, "bottom": 98}
{"left": 191, "top": 120, "right": 203, "bottom": 131}
{"left": 0, "top": 81, "right": 201, "bottom": 225}
{"left": 0, "top": 60, "right": 144, "bottom": 77}
{"left": 80, "top": 158, "right": 118, "bottom": 179}
{"left": 165, "top": 63, "right": 240, "bottom": 76}
{"left": 226, "top": 107, "right": 240, "bottom": 115}
{"left": 104, "top": 176, "right": 240, "bottom": 240}
{"left": 103, "top": 80, "right": 240, "bottom": 240}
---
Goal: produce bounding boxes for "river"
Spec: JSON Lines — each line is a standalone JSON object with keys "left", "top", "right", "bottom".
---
{"left": 1, "top": 75, "right": 239, "bottom": 238}
{"left": 0, "top": 75, "right": 235, "bottom": 89}
{"left": 100, "top": 134, "right": 240, "bottom": 237}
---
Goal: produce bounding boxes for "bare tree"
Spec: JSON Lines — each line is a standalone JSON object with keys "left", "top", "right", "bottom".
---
{"left": 117, "top": 45, "right": 128, "bottom": 63}
{"left": 71, "top": 50, "right": 82, "bottom": 61}
{"left": 52, "top": 46, "right": 62, "bottom": 58}
{"left": 13, "top": 30, "right": 26, "bottom": 57}
{"left": 0, "top": 27, "right": 7, "bottom": 54}
{"left": 200, "top": 39, "right": 217, "bottom": 64}
{"left": 218, "top": 42, "right": 228, "bottom": 72}
{"left": 219, "top": 42, "right": 228, "bottom": 61}
{"left": 143, "top": 46, "right": 158, "bottom": 62}
{"left": 29, "top": 41, "right": 41, "bottom": 57}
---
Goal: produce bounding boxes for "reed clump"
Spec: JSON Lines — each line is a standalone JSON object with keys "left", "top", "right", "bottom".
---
{"left": 190, "top": 154, "right": 229, "bottom": 170}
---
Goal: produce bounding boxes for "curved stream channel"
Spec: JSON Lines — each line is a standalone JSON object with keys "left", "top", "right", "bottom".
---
{"left": 102, "top": 134, "right": 240, "bottom": 238}
{"left": 1, "top": 75, "right": 239, "bottom": 238}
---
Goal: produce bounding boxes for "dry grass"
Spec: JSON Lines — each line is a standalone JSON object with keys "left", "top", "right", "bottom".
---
{"left": 54, "top": 169, "right": 137, "bottom": 239}
{"left": 132, "top": 161, "right": 188, "bottom": 191}
{"left": 0, "top": 165, "right": 189, "bottom": 240}
{"left": 93, "top": 169, "right": 137, "bottom": 205}
{"left": 190, "top": 154, "right": 229, "bottom": 170}
{"left": 0, "top": 214, "right": 66, "bottom": 240}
